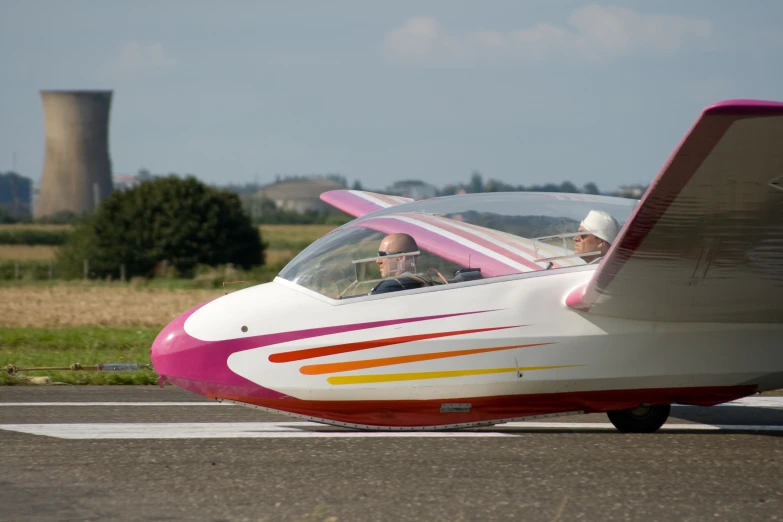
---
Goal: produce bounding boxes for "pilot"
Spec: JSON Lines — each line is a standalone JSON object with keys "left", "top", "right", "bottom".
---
{"left": 370, "top": 233, "right": 430, "bottom": 294}
{"left": 573, "top": 210, "right": 620, "bottom": 264}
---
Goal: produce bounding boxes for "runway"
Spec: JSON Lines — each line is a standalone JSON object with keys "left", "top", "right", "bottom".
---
{"left": 2, "top": 387, "right": 782, "bottom": 521}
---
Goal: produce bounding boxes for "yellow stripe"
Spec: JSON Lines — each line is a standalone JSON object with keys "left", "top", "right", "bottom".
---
{"left": 327, "top": 365, "right": 578, "bottom": 385}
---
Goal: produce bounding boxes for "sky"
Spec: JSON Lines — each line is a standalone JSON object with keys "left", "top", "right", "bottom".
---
{"left": 1, "top": 1, "right": 782, "bottom": 192}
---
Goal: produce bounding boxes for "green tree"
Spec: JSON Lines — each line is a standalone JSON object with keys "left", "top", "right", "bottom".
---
{"left": 56, "top": 175, "right": 264, "bottom": 279}
{"left": 0, "top": 207, "right": 31, "bottom": 224}
{"left": 439, "top": 184, "right": 458, "bottom": 196}
{"left": 559, "top": 181, "right": 579, "bottom": 194}
{"left": 582, "top": 182, "right": 600, "bottom": 195}
{"left": 468, "top": 171, "right": 484, "bottom": 193}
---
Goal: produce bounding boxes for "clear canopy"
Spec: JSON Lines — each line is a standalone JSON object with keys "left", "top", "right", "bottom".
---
{"left": 278, "top": 192, "right": 638, "bottom": 300}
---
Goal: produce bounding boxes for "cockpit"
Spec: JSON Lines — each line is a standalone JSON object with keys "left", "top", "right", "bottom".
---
{"left": 277, "top": 192, "right": 638, "bottom": 300}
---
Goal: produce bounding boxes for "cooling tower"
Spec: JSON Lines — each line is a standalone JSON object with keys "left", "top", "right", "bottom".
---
{"left": 35, "top": 90, "right": 114, "bottom": 218}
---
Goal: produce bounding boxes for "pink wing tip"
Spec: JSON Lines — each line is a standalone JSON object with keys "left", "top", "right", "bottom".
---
{"left": 565, "top": 283, "right": 590, "bottom": 312}
{"left": 319, "top": 190, "right": 342, "bottom": 204}
{"left": 704, "top": 99, "right": 783, "bottom": 115}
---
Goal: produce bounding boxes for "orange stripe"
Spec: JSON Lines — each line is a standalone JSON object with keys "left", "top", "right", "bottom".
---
{"left": 300, "top": 343, "right": 553, "bottom": 375}
{"left": 268, "top": 326, "right": 522, "bottom": 363}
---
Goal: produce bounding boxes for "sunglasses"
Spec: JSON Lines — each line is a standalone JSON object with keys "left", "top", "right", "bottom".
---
{"left": 377, "top": 251, "right": 400, "bottom": 257}
{"left": 575, "top": 233, "right": 593, "bottom": 240}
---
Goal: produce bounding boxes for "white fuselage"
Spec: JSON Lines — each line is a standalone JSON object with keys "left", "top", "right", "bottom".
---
{"left": 182, "top": 267, "right": 783, "bottom": 403}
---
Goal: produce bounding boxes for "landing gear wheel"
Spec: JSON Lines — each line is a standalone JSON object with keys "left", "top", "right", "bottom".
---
{"left": 607, "top": 404, "right": 670, "bottom": 433}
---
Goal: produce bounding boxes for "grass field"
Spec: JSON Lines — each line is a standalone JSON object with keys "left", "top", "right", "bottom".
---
{"left": 258, "top": 224, "right": 335, "bottom": 250}
{"left": 1, "top": 327, "right": 159, "bottom": 385}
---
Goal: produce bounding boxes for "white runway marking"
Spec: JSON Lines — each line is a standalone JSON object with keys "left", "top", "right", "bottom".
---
{"left": 2, "top": 396, "right": 782, "bottom": 408}
{"left": 0, "top": 422, "right": 504, "bottom": 439}
{"left": 500, "top": 422, "right": 783, "bottom": 431}
{"left": 1, "top": 421, "right": 783, "bottom": 439}
{"left": 713, "top": 397, "right": 783, "bottom": 408}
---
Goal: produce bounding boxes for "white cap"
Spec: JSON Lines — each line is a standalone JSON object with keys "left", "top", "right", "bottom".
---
{"left": 580, "top": 210, "right": 620, "bottom": 244}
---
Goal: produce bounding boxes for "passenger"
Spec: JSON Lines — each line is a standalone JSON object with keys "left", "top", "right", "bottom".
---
{"left": 573, "top": 210, "right": 620, "bottom": 264}
{"left": 370, "top": 233, "right": 430, "bottom": 294}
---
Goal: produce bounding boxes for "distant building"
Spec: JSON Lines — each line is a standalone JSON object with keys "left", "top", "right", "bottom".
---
{"left": 615, "top": 185, "right": 648, "bottom": 199}
{"left": 113, "top": 174, "right": 141, "bottom": 191}
{"left": 36, "top": 90, "right": 114, "bottom": 218}
{"left": 0, "top": 172, "right": 32, "bottom": 214}
{"left": 386, "top": 180, "right": 438, "bottom": 200}
{"left": 255, "top": 177, "right": 346, "bottom": 213}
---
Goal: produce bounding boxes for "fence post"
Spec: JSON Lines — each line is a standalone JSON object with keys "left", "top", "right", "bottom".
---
{"left": 120, "top": 264, "right": 126, "bottom": 282}
{"left": 83, "top": 259, "right": 89, "bottom": 281}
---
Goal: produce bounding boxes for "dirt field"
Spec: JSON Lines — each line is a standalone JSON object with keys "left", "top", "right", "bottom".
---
{"left": 0, "top": 224, "right": 72, "bottom": 231}
{"left": 0, "top": 286, "right": 226, "bottom": 328}
{"left": 0, "top": 245, "right": 59, "bottom": 261}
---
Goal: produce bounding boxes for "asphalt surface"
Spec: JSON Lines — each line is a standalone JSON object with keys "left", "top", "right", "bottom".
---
{"left": 2, "top": 386, "right": 782, "bottom": 522}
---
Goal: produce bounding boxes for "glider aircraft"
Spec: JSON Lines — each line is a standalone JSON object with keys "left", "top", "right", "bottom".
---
{"left": 151, "top": 99, "right": 783, "bottom": 433}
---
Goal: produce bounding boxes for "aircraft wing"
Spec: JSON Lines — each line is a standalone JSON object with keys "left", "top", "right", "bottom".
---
{"left": 347, "top": 212, "right": 583, "bottom": 277}
{"left": 320, "top": 190, "right": 414, "bottom": 218}
{"left": 566, "top": 100, "right": 783, "bottom": 323}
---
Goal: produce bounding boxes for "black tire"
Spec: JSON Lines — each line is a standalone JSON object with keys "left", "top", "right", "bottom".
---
{"left": 607, "top": 404, "right": 671, "bottom": 433}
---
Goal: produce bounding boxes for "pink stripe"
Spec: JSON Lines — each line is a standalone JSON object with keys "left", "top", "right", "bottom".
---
{"left": 350, "top": 217, "right": 522, "bottom": 277}
{"left": 320, "top": 190, "right": 413, "bottom": 218}
{"left": 320, "top": 191, "right": 383, "bottom": 218}
{"left": 470, "top": 225, "right": 574, "bottom": 269}
{"left": 319, "top": 191, "right": 362, "bottom": 217}
{"left": 412, "top": 214, "right": 542, "bottom": 271}
{"left": 422, "top": 215, "right": 575, "bottom": 269}
{"left": 326, "top": 191, "right": 577, "bottom": 269}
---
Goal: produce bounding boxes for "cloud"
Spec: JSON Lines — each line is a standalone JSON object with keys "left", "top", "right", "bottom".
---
{"left": 383, "top": 17, "right": 460, "bottom": 64}
{"left": 107, "top": 42, "right": 177, "bottom": 76}
{"left": 567, "top": 5, "right": 711, "bottom": 58}
{"left": 384, "top": 5, "right": 712, "bottom": 65}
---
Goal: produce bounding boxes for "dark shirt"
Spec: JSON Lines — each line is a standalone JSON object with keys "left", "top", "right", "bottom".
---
{"left": 370, "top": 274, "right": 430, "bottom": 295}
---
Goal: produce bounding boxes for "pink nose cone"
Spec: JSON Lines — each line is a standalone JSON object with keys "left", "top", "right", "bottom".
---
{"left": 150, "top": 303, "right": 206, "bottom": 393}
{"left": 150, "top": 301, "right": 287, "bottom": 401}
